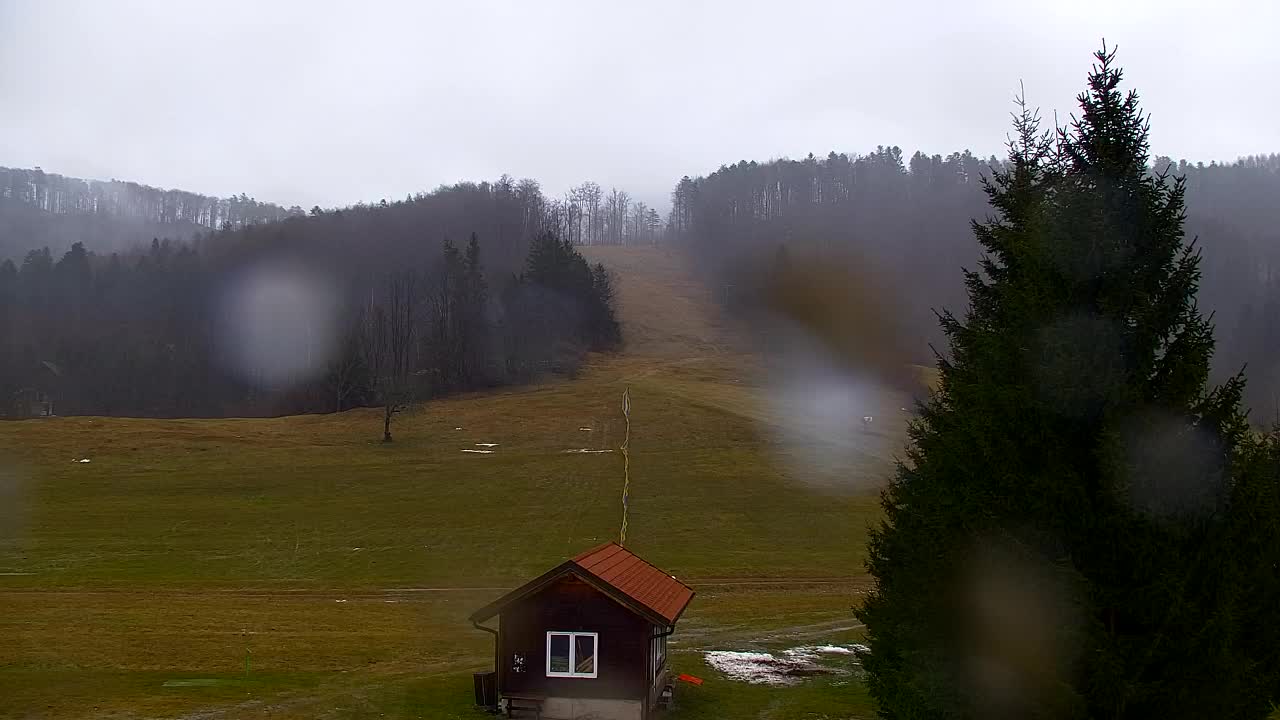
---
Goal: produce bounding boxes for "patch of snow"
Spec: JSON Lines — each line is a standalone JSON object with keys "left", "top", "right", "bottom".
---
{"left": 705, "top": 651, "right": 807, "bottom": 686}
{"left": 705, "top": 644, "right": 864, "bottom": 686}
{"left": 563, "top": 448, "right": 613, "bottom": 454}
{"left": 454, "top": 427, "right": 463, "bottom": 430}
{"left": 461, "top": 449, "right": 495, "bottom": 454}
{"left": 578, "top": 427, "right": 593, "bottom": 431}
{"left": 804, "top": 644, "right": 869, "bottom": 656}
{"left": 474, "top": 442, "right": 499, "bottom": 447}
{"left": 77, "top": 458, "right": 91, "bottom": 463}
{"left": 334, "top": 599, "right": 348, "bottom": 603}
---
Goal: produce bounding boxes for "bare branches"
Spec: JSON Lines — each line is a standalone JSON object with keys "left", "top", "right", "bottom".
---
{"left": 362, "top": 269, "right": 420, "bottom": 442}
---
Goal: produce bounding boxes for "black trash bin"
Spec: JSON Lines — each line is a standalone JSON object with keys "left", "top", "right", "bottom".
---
{"left": 473, "top": 671, "right": 498, "bottom": 710}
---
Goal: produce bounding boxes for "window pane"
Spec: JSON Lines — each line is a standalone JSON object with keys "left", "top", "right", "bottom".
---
{"left": 549, "top": 634, "right": 570, "bottom": 673}
{"left": 574, "top": 635, "right": 596, "bottom": 674}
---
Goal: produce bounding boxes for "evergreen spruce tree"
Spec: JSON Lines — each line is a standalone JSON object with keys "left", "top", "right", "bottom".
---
{"left": 462, "top": 233, "right": 488, "bottom": 386}
{"left": 589, "top": 262, "right": 622, "bottom": 350}
{"left": 856, "top": 45, "right": 1280, "bottom": 719}
{"left": 522, "top": 231, "right": 621, "bottom": 352}
{"left": 438, "top": 237, "right": 464, "bottom": 388}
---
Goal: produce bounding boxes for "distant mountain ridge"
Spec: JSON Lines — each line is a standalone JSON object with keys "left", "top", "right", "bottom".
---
{"left": 0, "top": 165, "right": 299, "bottom": 258}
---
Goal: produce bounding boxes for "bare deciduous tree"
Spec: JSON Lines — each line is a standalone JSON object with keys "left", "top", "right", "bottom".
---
{"left": 577, "top": 181, "right": 602, "bottom": 245}
{"left": 323, "top": 308, "right": 365, "bottom": 412}
{"left": 361, "top": 270, "right": 418, "bottom": 442}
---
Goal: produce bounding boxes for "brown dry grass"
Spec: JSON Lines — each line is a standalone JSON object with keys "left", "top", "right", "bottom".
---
{"left": 0, "top": 245, "right": 912, "bottom": 719}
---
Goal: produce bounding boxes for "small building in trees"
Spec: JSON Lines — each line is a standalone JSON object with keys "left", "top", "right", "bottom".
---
{"left": 469, "top": 543, "right": 695, "bottom": 720}
{"left": 11, "top": 387, "right": 53, "bottom": 418}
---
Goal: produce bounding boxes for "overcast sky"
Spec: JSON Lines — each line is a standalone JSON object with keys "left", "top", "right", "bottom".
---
{"left": 2, "top": 1, "right": 1277, "bottom": 211}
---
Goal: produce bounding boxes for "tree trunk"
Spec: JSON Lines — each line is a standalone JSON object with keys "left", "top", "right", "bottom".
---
{"left": 383, "top": 405, "right": 393, "bottom": 442}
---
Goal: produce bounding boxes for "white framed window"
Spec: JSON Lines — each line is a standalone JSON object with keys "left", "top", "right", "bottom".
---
{"left": 650, "top": 633, "right": 667, "bottom": 680}
{"left": 650, "top": 630, "right": 670, "bottom": 676}
{"left": 546, "top": 631, "right": 598, "bottom": 678}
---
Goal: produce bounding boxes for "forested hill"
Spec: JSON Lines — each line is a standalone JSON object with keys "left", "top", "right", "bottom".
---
{"left": 6, "top": 149, "right": 1280, "bottom": 419}
{"left": 670, "top": 149, "right": 1280, "bottom": 416}
{"left": 0, "top": 165, "right": 298, "bottom": 259}
{"left": 671, "top": 147, "right": 999, "bottom": 366}
{"left": 0, "top": 177, "right": 622, "bottom": 419}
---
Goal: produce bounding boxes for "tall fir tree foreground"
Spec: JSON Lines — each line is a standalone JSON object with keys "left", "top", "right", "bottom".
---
{"left": 856, "top": 46, "right": 1280, "bottom": 719}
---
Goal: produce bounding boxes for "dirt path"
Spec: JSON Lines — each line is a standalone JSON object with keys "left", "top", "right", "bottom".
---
{"left": 171, "top": 662, "right": 465, "bottom": 720}
{"left": 0, "top": 577, "right": 867, "bottom": 600}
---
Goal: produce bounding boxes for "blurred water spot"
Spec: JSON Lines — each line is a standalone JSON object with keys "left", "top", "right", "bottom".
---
{"left": 756, "top": 254, "right": 916, "bottom": 386}
{"left": 1032, "top": 311, "right": 1125, "bottom": 419}
{"left": 1121, "top": 409, "right": 1223, "bottom": 518}
{"left": 763, "top": 322, "right": 885, "bottom": 488}
{"left": 961, "top": 538, "right": 1083, "bottom": 718}
{"left": 217, "top": 263, "right": 338, "bottom": 389}
{"left": 743, "top": 254, "right": 926, "bottom": 487}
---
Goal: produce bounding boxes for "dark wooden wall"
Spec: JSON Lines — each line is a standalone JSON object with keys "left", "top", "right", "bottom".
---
{"left": 646, "top": 624, "right": 669, "bottom": 710}
{"left": 498, "top": 575, "right": 648, "bottom": 701}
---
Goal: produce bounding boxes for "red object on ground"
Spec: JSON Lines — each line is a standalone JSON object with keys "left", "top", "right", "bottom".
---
{"left": 676, "top": 674, "right": 703, "bottom": 685}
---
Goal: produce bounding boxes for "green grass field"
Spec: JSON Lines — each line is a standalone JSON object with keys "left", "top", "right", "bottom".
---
{"left": 0, "top": 247, "right": 910, "bottom": 719}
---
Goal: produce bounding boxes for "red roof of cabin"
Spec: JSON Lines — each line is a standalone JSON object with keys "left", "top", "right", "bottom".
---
{"left": 469, "top": 542, "right": 695, "bottom": 626}
{"left": 572, "top": 543, "right": 695, "bottom": 625}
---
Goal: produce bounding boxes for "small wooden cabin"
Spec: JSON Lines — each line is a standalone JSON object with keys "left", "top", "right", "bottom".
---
{"left": 470, "top": 542, "right": 695, "bottom": 720}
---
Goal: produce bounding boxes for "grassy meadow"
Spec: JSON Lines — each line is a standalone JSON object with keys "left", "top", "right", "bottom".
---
{"left": 0, "top": 247, "right": 912, "bottom": 719}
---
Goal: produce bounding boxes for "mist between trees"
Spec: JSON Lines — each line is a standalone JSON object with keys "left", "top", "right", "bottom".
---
{"left": 2, "top": 148, "right": 1279, "bottom": 420}
{"left": 671, "top": 149, "right": 1280, "bottom": 418}
{"left": 0, "top": 178, "right": 620, "bottom": 420}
